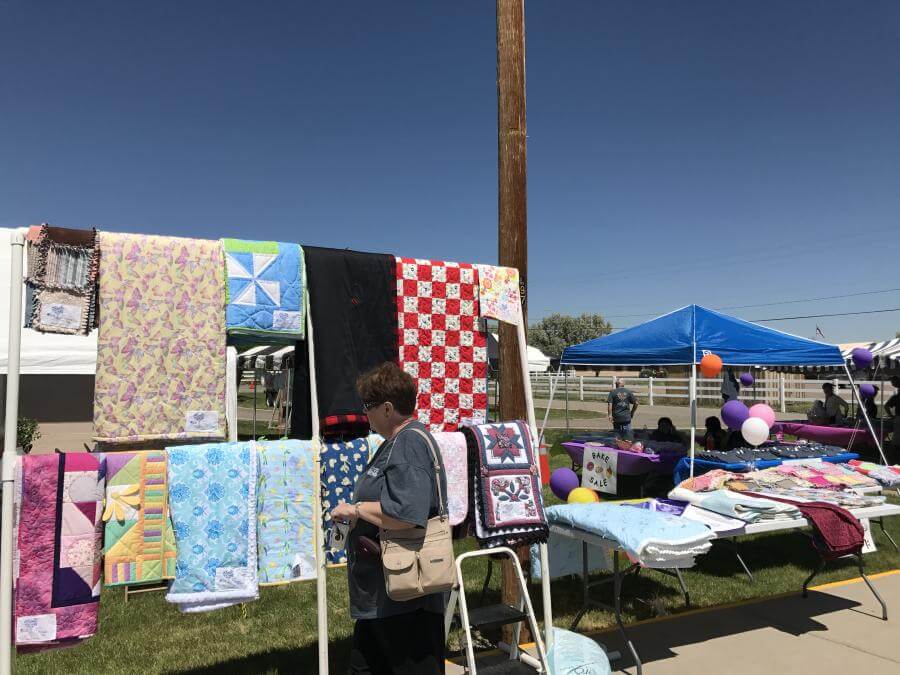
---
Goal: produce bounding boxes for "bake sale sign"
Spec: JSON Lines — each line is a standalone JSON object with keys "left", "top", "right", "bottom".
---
{"left": 582, "top": 443, "right": 618, "bottom": 494}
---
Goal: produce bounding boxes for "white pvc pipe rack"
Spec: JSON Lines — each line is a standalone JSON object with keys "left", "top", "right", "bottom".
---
{"left": 0, "top": 231, "right": 25, "bottom": 675}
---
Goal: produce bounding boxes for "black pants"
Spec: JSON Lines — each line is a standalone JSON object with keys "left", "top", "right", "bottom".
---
{"left": 348, "top": 609, "right": 445, "bottom": 674}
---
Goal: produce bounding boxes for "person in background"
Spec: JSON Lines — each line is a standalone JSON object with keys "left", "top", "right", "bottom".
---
{"left": 607, "top": 377, "right": 638, "bottom": 437}
{"left": 700, "top": 416, "right": 727, "bottom": 450}
{"left": 651, "top": 417, "right": 683, "bottom": 444}
{"left": 885, "top": 376, "right": 900, "bottom": 463}
{"left": 822, "top": 382, "right": 849, "bottom": 425}
{"left": 331, "top": 362, "right": 448, "bottom": 674}
{"left": 263, "top": 371, "right": 277, "bottom": 407}
{"left": 721, "top": 367, "right": 740, "bottom": 403}
{"left": 857, "top": 385, "right": 878, "bottom": 422}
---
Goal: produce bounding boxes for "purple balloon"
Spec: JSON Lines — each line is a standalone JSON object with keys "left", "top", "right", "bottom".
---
{"left": 852, "top": 347, "right": 873, "bottom": 370}
{"left": 550, "top": 467, "right": 580, "bottom": 501}
{"left": 860, "top": 383, "right": 876, "bottom": 399}
{"left": 722, "top": 399, "right": 750, "bottom": 430}
{"left": 739, "top": 372, "right": 754, "bottom": 387}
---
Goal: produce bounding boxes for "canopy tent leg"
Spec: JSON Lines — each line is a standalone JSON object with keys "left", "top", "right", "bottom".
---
{"left": 843, "top": 365, "right": 889, "bottom": 465}
{"left": 689, "top": 362, "right": 697, "bottom": 478}
{"left": 305, "top": 295, "right": 328, "bottom": 675}
{"left": 538, "top": 362, "right": 563, "bottom": 446}
{"left": 0, "top": 231, "right": 25, "bottom": 675}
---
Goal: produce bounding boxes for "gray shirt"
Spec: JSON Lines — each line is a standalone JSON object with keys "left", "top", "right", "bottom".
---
{"left": 608, "top": 387, "right": 636, "bottom": 423}
{"left": 347, "top": 420, "right": 448, "bottom": 620}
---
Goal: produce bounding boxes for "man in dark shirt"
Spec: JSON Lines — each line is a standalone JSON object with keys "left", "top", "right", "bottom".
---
{"left": 607, "top": 377, "right": 638, "bottom": 437}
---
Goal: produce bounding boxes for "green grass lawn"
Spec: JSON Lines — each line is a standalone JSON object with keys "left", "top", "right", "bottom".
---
{"left": 16, "top": 428, "right": 900, "bottom": 673}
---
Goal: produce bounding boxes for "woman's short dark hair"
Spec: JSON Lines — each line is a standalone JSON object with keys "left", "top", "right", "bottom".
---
{"left": 357, "top": 362, "right": 417, "bottom": 416}
{"left": 705, "top": 416, "right": 722, "bottom": 431}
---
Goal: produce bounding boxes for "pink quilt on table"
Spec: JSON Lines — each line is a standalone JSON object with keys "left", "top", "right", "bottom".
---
{"left": 14, "top": 453, "right": 104, "bottom": 651}
{"left": 432, "top": 432, "right": 469, "bottom": 526}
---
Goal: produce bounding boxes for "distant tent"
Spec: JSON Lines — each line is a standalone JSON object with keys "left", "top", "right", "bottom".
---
{"left": 487, "top": 334, "right": 551, "bottom": 372}
{"left": 561, "top": 305, "right": 844, "bottom": 368}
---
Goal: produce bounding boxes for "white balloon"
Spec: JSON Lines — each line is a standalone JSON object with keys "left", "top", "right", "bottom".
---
{"left": 741, "top": 417, "right": 770, "bottom": 447}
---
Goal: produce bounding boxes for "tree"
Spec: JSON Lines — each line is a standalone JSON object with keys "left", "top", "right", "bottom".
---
{"left": 529, "top": 313, "right": 613, "bottom": 360}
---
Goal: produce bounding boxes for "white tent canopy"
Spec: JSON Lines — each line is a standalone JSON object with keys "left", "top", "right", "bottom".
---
{"left": 0, "top": 228, "right": 97, "bottom": 375}
{"left": 487, "top": 333, "right": 550, "bottom": 372}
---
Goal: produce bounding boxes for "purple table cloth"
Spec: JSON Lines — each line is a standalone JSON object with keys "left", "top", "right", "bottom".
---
{"left": 771, "top": 422, "right": 877, "bottom": 449}
{"left": 562, "top": 442, "right": 686, "bottom": 476}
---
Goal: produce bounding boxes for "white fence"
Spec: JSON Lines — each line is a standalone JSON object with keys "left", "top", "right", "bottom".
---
{"left": 524, "top": 372, "right": 891, "bottom": 413}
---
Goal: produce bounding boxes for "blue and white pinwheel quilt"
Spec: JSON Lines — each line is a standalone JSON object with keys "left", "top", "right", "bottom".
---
{"left": 223, "top": 239, "right": 305, "bottom": 339}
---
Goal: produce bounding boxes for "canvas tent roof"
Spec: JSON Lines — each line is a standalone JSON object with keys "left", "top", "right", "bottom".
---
{"left": 487, "top": 334, "right": 551, "bottom": 372}
{"left": 561, "top": 305, "right": 844, "bottom": 367}
{"left": 0, "top": 228, "right": 98, "bottom": 375}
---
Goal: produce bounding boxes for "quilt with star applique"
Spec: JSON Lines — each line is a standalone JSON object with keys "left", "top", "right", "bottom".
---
{"left": 463, "top": 421, "right": 548, "bottom": 548}
{"left": 223, "top": 239, "right": 305, "bottom": 340}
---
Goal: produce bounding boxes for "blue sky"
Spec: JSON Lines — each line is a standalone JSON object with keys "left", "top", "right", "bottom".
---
{"left": 2, "top": 1, "right": 898, "bottom": 342}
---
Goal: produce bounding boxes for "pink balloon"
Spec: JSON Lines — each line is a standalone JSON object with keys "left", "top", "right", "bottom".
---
{"left": 748, "top": 403, "right": 776, "bottom": 429}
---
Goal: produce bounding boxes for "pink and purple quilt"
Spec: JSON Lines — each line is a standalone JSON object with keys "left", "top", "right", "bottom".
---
{"left": 14, "top": 453, "right": 104, "bottom": 651}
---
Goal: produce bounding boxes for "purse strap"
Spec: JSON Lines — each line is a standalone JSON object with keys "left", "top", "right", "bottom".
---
{"left": 384, "top": 425, "right": 447, "bottom": 521}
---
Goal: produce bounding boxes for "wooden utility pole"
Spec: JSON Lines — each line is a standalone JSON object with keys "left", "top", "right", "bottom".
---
{"left": 497, "top": 0, "right": 529, "bottom": 644}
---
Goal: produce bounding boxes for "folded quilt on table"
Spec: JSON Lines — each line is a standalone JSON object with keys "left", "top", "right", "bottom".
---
{"left": 291, "top": 247, "right": 397, "bottom": 439}
{"left": 25, "top": 224, "right": 99, "bottom": 335}
{"left": 746, "top": 492, "right": 865, "bottom": 559}
{"left": 740, "top": 486, "right": 885, "bottom": 509}
{"left": 223, "top": 239, "right": 305, "bottom": 340}
{"left": 431, "top": 432, "right": 469, "bottom": 526}
{"left": 463, "top": 421, "right": 548, "bottom": 549}
{"left": 396, "top": 257, "right": 488, "bottom": 432}
{"left": 14, "top": 453, "right": 104, "bottom": 651}
{"left": 256, "top": 440, "right": 317, "bottom": 584}
{"left": 675, "top": 469, "right": 741, "bottom": 492}
{"left": 669, "top": 487, "right": 802, "bottom": 523}
{"left": 94, "top": 232, "right": 227, "bottom": 443}
{"left": 102, "top": 450, "right": 176, "bottom": 586}
{"left": 846, "top": 461, "right": 900, "bottom": 487}
{"left": 545, "top": 503, "right": 713, "bottom": 569}
{"left": 321, "top": 436, "right": 380, "bottom": 564}
{"left": 166, "top": 442, "right": 258, "bottom": 612}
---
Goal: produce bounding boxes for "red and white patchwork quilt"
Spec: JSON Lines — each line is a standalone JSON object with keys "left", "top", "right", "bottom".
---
{"left": 395, "top": 257, "right": 488, "bottom": 432}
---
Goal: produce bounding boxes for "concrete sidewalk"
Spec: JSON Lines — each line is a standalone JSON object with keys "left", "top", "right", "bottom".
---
{"left": 448, "top": 571, "right": 900, "bottom": 674}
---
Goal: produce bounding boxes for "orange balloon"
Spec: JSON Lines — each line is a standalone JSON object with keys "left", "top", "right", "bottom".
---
{"left": 699, "top": 353, "right": 723, "bottom": 378}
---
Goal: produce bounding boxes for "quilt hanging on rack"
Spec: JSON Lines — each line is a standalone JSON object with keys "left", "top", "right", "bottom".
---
{"left": 93, "top": 232, "right": 227, "bottom": 443}
{"left": 102, "top": 450, "right": 176, "bottom": 586}
{"left": 463, "top": 421, "right": 548, "bottom": 549}
{"left": 166, "top": 442, "right": 258, "bottom": 612}
{"left": 475, "top": 264, "right": 522, "bottom": 326}
{"left": 432, "top": 432, "right": 469, "bottom": 526}
{"left": 256, "top": 440, "right": 317, "bottom": 584}
{"left": 223, "top": 239, "right": 305, "bottom": 340}
{"left": 320, "top": 436, "right": 381, "bottom": 564}
{"left": 24, "top": 224, "right": 99, "bottom": 335}
{"left": 14, "top": 453, "right": 104, "bottom": 651}
{"left": 396, "top": 258, "right": 488, "bottom": 432}
{"left": 291, "top": 247, "right": 398, "bottom": 439}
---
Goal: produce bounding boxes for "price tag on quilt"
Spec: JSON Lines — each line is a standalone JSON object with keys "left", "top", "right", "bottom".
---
{"left": 582, "top": 446, "right": 618, "bottom": 495}
{"left": 860, "top": 518, "right": 877, "bottom": 554}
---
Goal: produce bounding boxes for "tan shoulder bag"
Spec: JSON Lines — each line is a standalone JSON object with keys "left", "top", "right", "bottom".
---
{"left": 380, "top": 427, "right": 457, "bottom": 602}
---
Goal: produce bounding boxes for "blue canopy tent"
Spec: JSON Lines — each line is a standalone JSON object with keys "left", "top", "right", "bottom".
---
{"left": 547, "top": 305, "right": 886, "bottom": 472}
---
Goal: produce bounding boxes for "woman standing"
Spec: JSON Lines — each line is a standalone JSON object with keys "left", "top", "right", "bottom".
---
{"left": 331, "top": 362, "right": 448, "bottom": 674}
